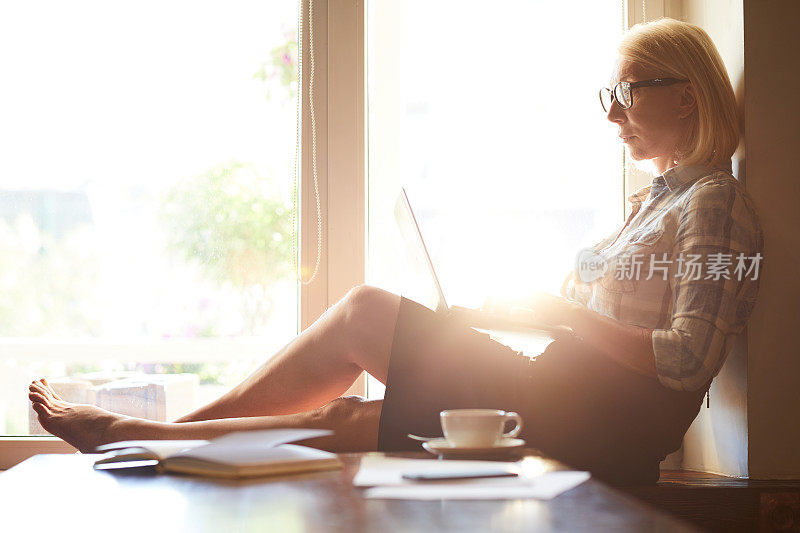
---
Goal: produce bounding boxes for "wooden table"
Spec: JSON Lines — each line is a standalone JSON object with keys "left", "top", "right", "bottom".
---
{"left": 0, "top": 452, "right": 699, "bottom": 532}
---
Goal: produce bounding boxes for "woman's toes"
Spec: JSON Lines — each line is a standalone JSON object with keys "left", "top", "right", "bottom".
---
{"left": 36, "top": 383, "right": 58, "bottom": 403}
{"left": 30, "top": 382, "right": 47, "bottom": 399}
{"left": 29, "top": 392, "right": 47, "bottom": 404}
{"left": 29, "top": 384, "right": 60, "bottom": 409}
{"left": 48, "top": 388, "right": 64, "bottom": 402}
{"left": 40, "top": 380, "right": 64, "bottom": 401}
{"left": 32, "top": 401, "right": 51, "bottom": 417}
{"left": 41, "top": 378, "right": 58, "bottom": 396}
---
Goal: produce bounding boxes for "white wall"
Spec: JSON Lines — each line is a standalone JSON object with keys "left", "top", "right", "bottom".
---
{"left": 678, "top": 0, "right": 749, "bottom": 477}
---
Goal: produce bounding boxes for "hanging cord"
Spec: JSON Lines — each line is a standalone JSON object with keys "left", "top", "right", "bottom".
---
{"left": 290, "top": 0, "right": 322, "bottom": 285}
{"left": 642, "top": 0, "right": 646, "bottom": 23}
{"left": 290, "top": 0, "right": 302, "bottom": 278}
{"left": 621, "top": 0, "right": 626, "bottom": 31}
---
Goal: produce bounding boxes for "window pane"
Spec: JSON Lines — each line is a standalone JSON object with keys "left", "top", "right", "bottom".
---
{"left": 366, "top": 1, "right": 624, "bottom": 396}
{"left": 0, "top": 1, "right": 299, "bottom": 435}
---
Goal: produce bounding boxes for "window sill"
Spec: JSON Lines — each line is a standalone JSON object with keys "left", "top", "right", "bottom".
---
{"left": 0, "top": 437, "right": 76, "bottom": 470}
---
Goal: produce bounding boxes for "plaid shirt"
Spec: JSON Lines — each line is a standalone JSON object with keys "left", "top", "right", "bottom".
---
{"left": 565, "top": 164, "right": 764, "bottom": 391}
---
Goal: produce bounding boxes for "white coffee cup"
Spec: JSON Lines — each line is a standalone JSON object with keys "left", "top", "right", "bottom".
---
{"left": 440, "top": 409, "right": 523, "bottom": 447}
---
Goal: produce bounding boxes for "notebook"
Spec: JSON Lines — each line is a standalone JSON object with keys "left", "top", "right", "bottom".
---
{"left": 93, "top": 428, "right": 342, "bottom": 478}
{"left": 394, "top": 188, "right": 574, "bottom": 339}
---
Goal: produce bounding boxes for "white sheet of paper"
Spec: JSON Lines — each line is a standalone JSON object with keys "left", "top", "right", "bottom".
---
{"left": 352, "top": 456, "right": 519, "bottom": 487}
{"left": 363, "top": 470, "right": 591, "bottom": 500}
{"left": 194, "top": 428, "right": 331, "bottom": 449}
{"left": 352, "top": 456, "right": 589, "bottom": 500}
{"left": 95, "top": 428, "right": 332, "bottom": 461}
{"left": 178, "top": 428, "right": 333, "bottom": 463}
{"left": 94, "top": 440, "right": 209, "bottom": 457}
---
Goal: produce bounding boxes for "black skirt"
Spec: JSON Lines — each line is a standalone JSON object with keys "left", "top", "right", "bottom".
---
{"left": 377, "top": 297, "right": 708, "bottom": 485}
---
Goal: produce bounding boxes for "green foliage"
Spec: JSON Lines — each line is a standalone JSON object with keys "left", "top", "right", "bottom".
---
{"left": 150, "top": 361, "right": 254, "bottom": 386}
{"left": 161, "top": 162, "right": 292, "bottom": 286}
{"left": 253, "top": 28, "right": 298, "bottom": 101}
{"left": 153, "top": 30, "right": 302, "bottom": 335}
{"left": 159, "top": 162, "right": 293, "bottom": 333}
{"left": 0, "top": 217, "right": 101, "bottom": 336}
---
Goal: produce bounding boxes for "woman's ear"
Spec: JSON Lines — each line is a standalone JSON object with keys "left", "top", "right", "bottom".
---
{"left": 678, "top": 83, "right": 697, "bottom": 119}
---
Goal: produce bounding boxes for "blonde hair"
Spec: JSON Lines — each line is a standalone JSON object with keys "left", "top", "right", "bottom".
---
{"left": 618, "top": 18, "right": 738, "bottom": 168}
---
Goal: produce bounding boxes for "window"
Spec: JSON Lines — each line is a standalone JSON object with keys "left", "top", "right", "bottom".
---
{"left": 0, "top": 1, "right": 300, "bottom": 438}
{"left": 0, "top": 0, "right": 657, "bottom": 460}
{"left": 366, "top": 0, "right": 625, "bottom": 396}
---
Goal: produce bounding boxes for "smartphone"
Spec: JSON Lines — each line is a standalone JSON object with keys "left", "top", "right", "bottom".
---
{"left": 401, "top": 469, "right": 518, "bottom": 482}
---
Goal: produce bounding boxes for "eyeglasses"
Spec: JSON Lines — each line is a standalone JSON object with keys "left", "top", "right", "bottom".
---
{"left": 599, "top": 78, "right": 688, "bottom": 112}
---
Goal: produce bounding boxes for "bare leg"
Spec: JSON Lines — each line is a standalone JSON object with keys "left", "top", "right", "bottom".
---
{"left": 176, "top": 285, "right": 400, "bottom": 422}
{"left": 30, "top": 378, "right": 381, "bottom": 453}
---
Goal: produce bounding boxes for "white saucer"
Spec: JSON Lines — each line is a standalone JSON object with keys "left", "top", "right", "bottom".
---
{"left": 422, "top": 438, "right": 526, "bottom": 457}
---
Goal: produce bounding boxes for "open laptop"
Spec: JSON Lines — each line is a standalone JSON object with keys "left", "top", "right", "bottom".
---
{"left": 394, "top": 188, "right": 573, "bottom": 339}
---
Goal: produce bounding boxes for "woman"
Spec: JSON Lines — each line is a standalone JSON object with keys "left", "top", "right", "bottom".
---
{"left": 29, "top": 19, "right": 763, "bottom": 484}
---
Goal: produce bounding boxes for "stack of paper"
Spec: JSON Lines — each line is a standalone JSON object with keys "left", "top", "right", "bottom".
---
{"left": 353, "top": 456, "right": 589, "bottom": 500}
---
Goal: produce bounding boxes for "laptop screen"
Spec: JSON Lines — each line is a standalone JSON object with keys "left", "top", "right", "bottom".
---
{"left": 394, "top": 188, "right": 449, "bottom": 313}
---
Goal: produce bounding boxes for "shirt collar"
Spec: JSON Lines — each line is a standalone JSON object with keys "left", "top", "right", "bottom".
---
{"left": 662, "top": 164, "right": 718, "bottom": 190}
{"left": 627, "top": 164, "right": 726, "bottom": 205}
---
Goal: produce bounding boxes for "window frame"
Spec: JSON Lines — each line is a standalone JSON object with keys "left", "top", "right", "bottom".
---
{"left": 0, "top": 0, "right": 366, "bottom": 468}
{"left": 298, "top": 0, "right": 366, "bottom": 330}
{"left": 297, "top": 0, "right": 366, "bottom": 394}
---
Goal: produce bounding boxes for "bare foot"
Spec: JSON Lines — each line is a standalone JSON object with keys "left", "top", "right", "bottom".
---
{"left": 28, "top": 378, "right": 139, "bottom": 453}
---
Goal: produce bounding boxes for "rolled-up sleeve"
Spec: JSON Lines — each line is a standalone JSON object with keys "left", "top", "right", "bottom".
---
{"left": 652, "top": 178, "right": 762, "bottom": 391}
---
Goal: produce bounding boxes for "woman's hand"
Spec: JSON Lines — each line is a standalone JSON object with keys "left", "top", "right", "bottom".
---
{"left": 482, "top": 292, "right": 657, "bottom": 378}
{"left": 519, "top": 292, "right": 585, "bottom": 327}
{"left": 527, "top": 293, "right": 658, "bottom": 378}
{"left": 482, "top": 292, "right": 584, "bottom": 328}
